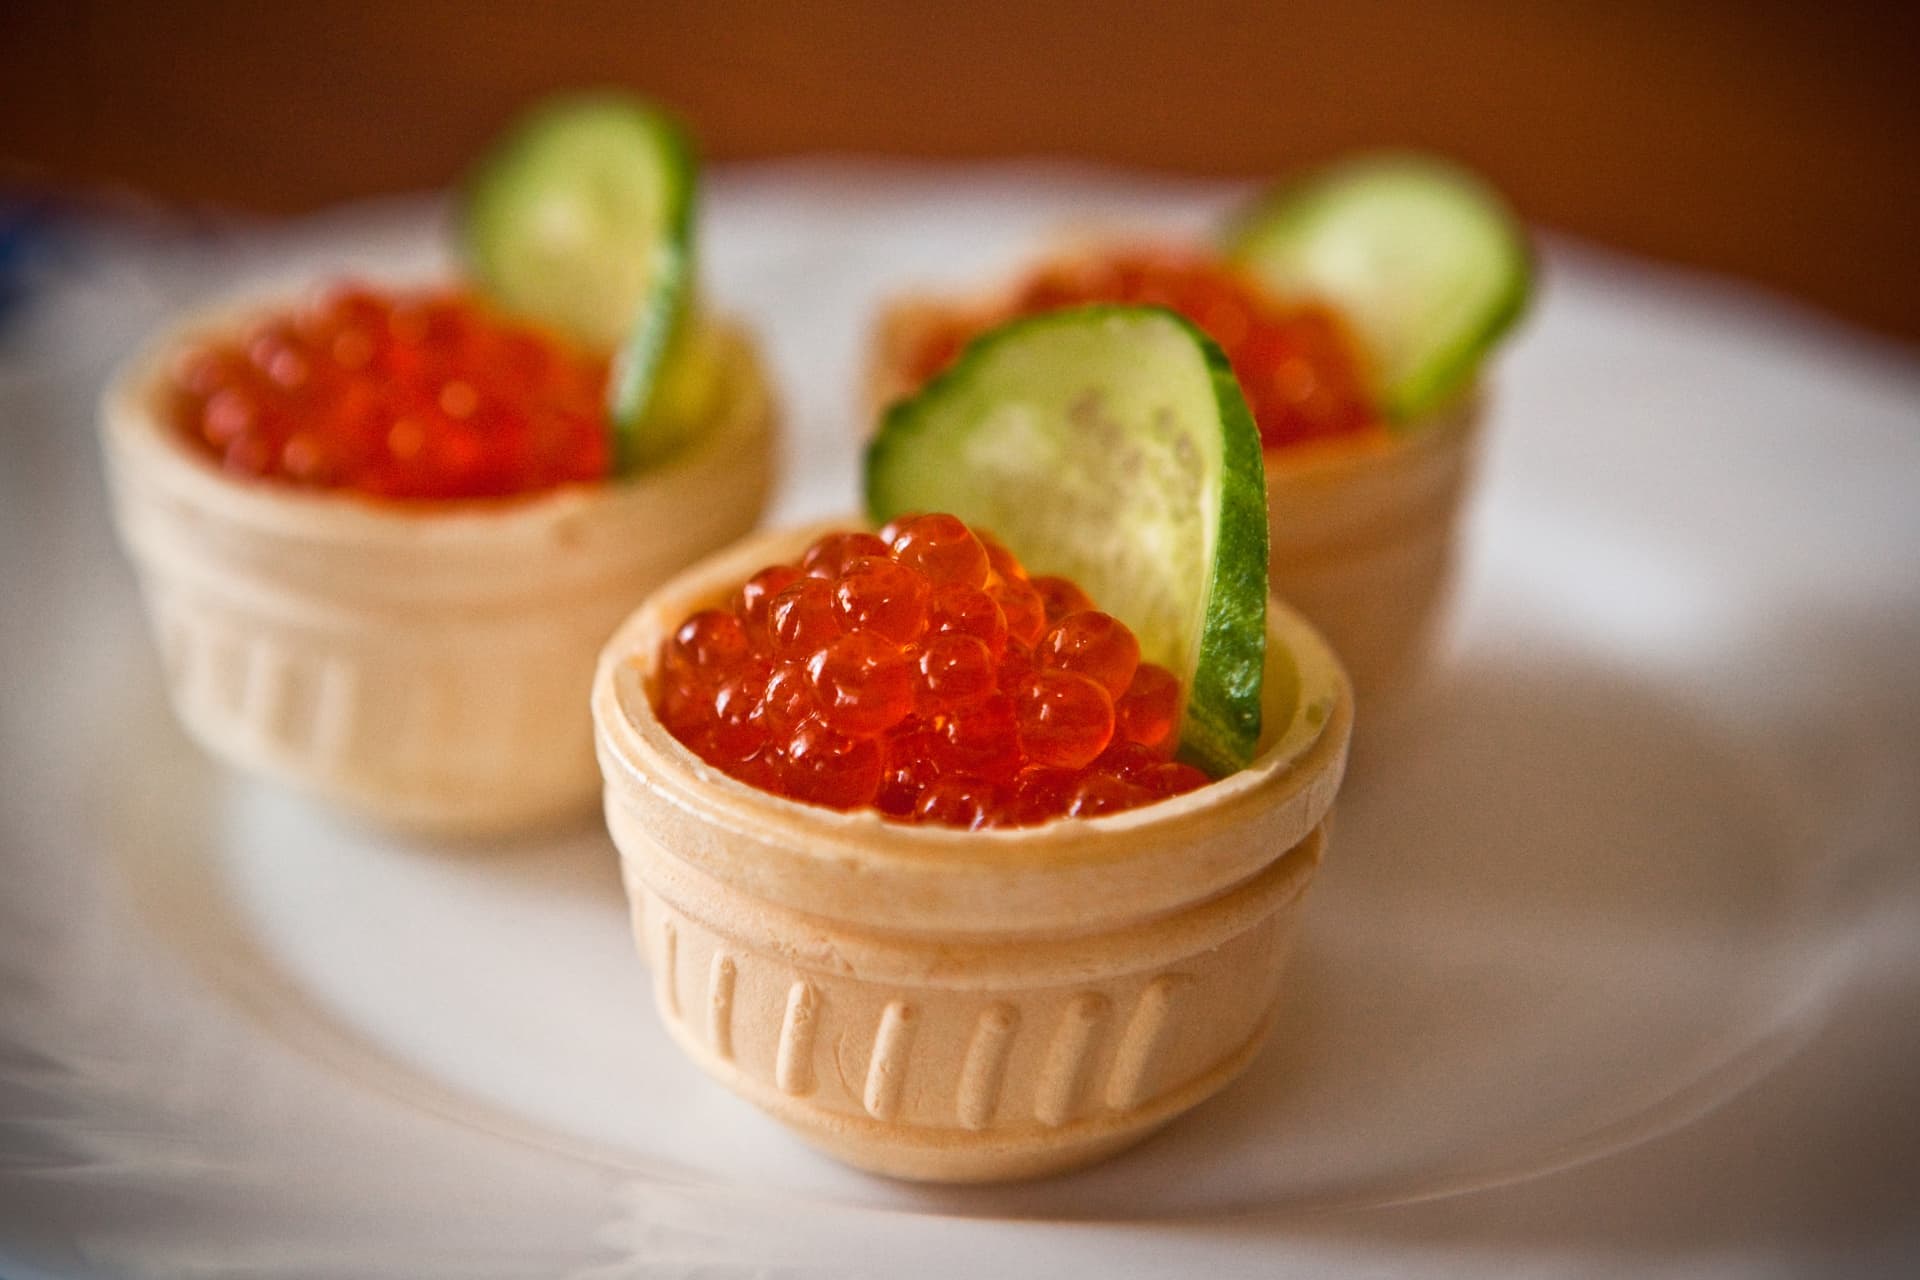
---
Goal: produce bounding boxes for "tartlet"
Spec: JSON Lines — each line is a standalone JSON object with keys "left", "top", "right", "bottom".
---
{"left": 870, "top": 288, "right": 1480, "bottom": 701}
{"left": 593, "top": 522, "right": 1352, "bottom": 1182}
{"left": 103, "top": 292, "right": 775, "bottom": 836}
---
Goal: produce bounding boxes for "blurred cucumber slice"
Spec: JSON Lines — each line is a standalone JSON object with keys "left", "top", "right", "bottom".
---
{"left": 462, "top": 93, "right": 698, "bottom": 470}
{"left": 1227, "top": 153, "right": 1531, "bottom": 423}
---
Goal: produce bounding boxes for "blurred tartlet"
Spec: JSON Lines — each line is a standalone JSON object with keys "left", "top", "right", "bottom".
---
{"left": 102, "top": 289, "right": 773, "bottom": 835}
{"left": 100, "top": 93, "right": 777, "bottom": 835}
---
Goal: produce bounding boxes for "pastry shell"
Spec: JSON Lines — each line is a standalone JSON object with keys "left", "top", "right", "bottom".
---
{"left": 1262, "top": 398, "right": 1480, "bottom": 701}
{"left": 101, "top": 294, "right": 775, "bottom": 837}
{"left": 593, "top": 523, "right": 1353, "bottom": 1182}
{"left": 869, "top": 291, "right": 1482, "bottom": 704}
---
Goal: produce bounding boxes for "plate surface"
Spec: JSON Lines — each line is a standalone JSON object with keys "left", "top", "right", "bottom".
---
{"left": 4, "top": 166, "right": 1917, "bottom": 1274}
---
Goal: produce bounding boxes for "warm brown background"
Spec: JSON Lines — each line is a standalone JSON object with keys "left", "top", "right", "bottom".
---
{"left": 3, "top": 1, "right": 1916, "bottom": 339}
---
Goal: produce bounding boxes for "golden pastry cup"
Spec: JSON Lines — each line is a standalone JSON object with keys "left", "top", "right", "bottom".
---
{"left": 592, "top": 522, "right": 1352, "bottom": 1183}
{"left": 101, "top": 293, "right": 776, "bottom": 837}
{"left": 869, "top": 290, "right": 1482, "bottom": 705}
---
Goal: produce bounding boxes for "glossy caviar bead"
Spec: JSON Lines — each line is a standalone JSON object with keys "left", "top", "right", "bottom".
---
{"left": 651, "top": 515, "right": 1213, "bottom": 826}
{"left": 654, "top": 677, "right": 711, "bottom": 742}
{"left": 887, "top": 512, "right": 991, "bottom": 588}
{"left": 766, "top": 578, "right": 843, "bottom": 657}
{"left": 777, "top": 721, "right": 883, "bottom": 809}
{"left": 662, "top": 609, "right": 748, "bottom": 689}
{"left": 1006, "top": 765, "right": 1080, "bottom": 826}
{"left": 1114, "top": 662, "right": 1181, "bottom": 753}
{"left": 802, "top": 530, "right": 890, "bottom": 579}
{"left": 914, "top": 633, "right": 997, "bottom": 716}
{"left": 735, "top": 565, "right": 803, "bottom": 644}
{"left": 927, "top": 583, "right": 1009, "bottom": 657}
{"left": 992, "top": 576, "right": 1047, "bottom": 647}
{"left": 1137, "top": 761, "right": 1210, "bottom": 798}
{"left": 1012, "top": 668, "right": 1115, "bottom": 770}
{"left": 995, "top": 638, "right": 1035, "bottom": 692}
{"left": 706, "top": 668, "right": 772, "bottom": 765}
{"left": 166, "top": 284, "right": 610, "bottom": 499}
{"left": 748, "top": 661, "right": 819, "bottom": 740}
{"left": 913, "top": 776, "right": 1002, "bottom": 829}
{"left": 1037, "top": 610, "right": 1140, "bottom": 700}
{"left": 1094, "top": 739, "right": 1165, "bottom": 780}
{"left": 832, "top": 555, "right": 929, "bottom": 645}
{"left": 940, "top": 692, "right": 1022, "bottom": 782}
{"left": 1031, "top": 574, "right": 1094, "bottom": 624}
{"left": 805, "top": 631, "right": 915, "bottom": 738}
{"left": 876, "top": 726, "right": 944, "bottom": 817}
{"left": 1066, "top": 771, "right": 1149, "bottom": 818}
{"left": 979, "top": 533, "right": 1028, "bottom": 583}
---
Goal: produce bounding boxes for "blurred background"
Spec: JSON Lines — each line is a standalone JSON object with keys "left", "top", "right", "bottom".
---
{"left": 2, "top": 0, "right": 1916, "bottom": 339}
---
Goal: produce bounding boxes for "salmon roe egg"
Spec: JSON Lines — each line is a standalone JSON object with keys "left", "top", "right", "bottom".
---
{"left": 166, "top": 284, "right": 611, "bottom": 499}
{"left": 707, "top": 670, "right": 772, "bottom": 765}
{"left": 992, "top": 576, "right": 1048, "bottom": 647}
{"left": 1012, "top": 669, "right": 1116, "bottom": 770}
{"left": 939, "top": 692, "right": 1023, "bottom": 784}
{"left": 887, "top": 513, "right": 991, "bottom": 588}
{"left": 913, "top": 776, "right": 1002, "bottom": 830}
{"left": 1115, "top": 662, "right": 1181, "bottom": 753}
{"left": 915, "top": 633, "right": 997, "bottom": 715}
{"left": 1031, "top": 575, "right": 1095, "bottom": 624}
{"left": 1139, "top": 761, "right": 1211, "bottom": 797}
{"left": 767, "top": 578, "right": 842, "bottom": 657}
{"left": 877, "top": 727, "right": 944, "bottom": 817}
{"left": 833, "top": 555, "right": 929, "bottom": 644}
{"left": 1037, "top": 610, "right": 1141, "bottom": 700}
{"left": 1066, "top": 771, "right": 1150, "bottom": 818}
{"left": 651, "top": 515, "right": 1213, "bottom": 823}
{"left": 751, "top": 662, "right": 817, "bottom": 738}
{"left": 806, "top": 632, "right": 915, "bottom": 738}
{"left": 734, "top": 565, "right": 803, "bottom": 644}
{"left": 1094, "top": 739, "right": 1165, "bottom": 781}
{"left": 1007, "top": 765, "right": 1079, "bottom": 826}
{"left": 778, "top": 722, "right": 884, "bottom": 810}
{"left": 802, "top": 531, "right": 890, "bottom": 579}
{"left": 663, "top": 610, "right": 748, "bottom": 688}
{"left": 980, "top": 534, "right": 1028, "bottom": 583}
{"left": 927, "top": 584, "right": 1009, "bottom": 657}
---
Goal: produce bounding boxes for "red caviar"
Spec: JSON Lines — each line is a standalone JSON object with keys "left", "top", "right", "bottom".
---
{"left": 654, "top": 514, "right": 1209, "bottom": 827}
{"left": 166, "top": 284, "right": 611, "bottom": 499}
{"left": 904, "top": 249, "right": 1380, "bottom": 451}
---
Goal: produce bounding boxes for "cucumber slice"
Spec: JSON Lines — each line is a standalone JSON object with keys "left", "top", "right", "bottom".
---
{"left": 866, "top": 305, "right": 1269, "bottom": 775}
{"left": 461, "top": 93, "right": 697, "bottom": 470}
{"left": 1225, "top": 153, "right": 1531, "bottom": 423}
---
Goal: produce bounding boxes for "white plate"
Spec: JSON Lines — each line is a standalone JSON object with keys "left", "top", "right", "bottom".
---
{"left": 4, "top": 166, "right": 1918, "bottom": 1275}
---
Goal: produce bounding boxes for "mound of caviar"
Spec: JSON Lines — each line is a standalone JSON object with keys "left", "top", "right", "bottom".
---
{"left": 166, "top": 284, "right": 611, "bottom": 499}
{"left": 904, "top": 248, "right": 1379, "bottom": 451}
{"left": 654, "top": 513, "right": 1210, "bottom": 827}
